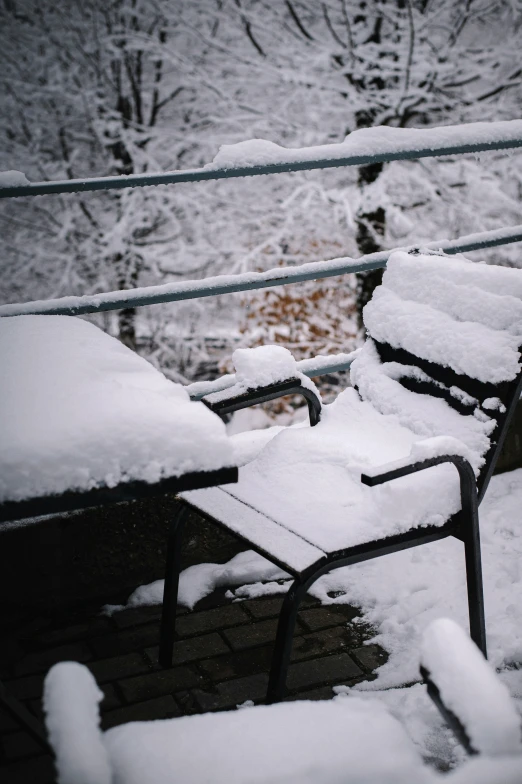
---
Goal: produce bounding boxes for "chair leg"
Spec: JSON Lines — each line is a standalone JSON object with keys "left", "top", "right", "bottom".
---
{"left": 461, "top": 488, "right": 487, "bottom": 658}
{"left": 266, "top": 577, "right": 308, "bottom": 704}
{"left": 159, "top": 504, "right": 188, "bottom": 668}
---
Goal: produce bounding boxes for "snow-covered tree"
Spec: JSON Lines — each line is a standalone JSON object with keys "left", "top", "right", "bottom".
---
{"left": 1, "top": 0, "right": 521, "bottom": 382}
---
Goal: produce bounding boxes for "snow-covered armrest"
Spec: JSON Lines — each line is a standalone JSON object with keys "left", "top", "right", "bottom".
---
{"left": 44, "top": 662, "right": 112, "bottom": 784}
{"left": 360, "top": 436, "right": 478, "bottom": 487}
{"left": 420, "top": 619, "right": 522, "bottom": 757}
{"left": 203, "top": 346, "right": 322, "bottom": 426}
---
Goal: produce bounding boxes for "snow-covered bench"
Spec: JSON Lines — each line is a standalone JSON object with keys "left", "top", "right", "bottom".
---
{"left": 159, "top": 250, "right": 522, "bottom": 703}
{"left": 41, "top": 618, "right": 522, "bottom": 784}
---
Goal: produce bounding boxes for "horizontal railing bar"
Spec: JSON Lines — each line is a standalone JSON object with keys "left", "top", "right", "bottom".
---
{"left": 186, "top": 350, "right": 359, "bottom": 400}
{"left": 1, "top": 223, "right": 521, "bottom": 319}
{"left": 1, "top": 120, "right": 521, "bottom": 199}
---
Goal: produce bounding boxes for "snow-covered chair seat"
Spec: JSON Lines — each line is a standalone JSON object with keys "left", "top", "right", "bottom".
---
{"left": 43, "top": 660, "right": 434, "bottom": 784}
{"left": 43, "top": 655, "right": 522, "bottom": 784}
{"left": 160, "top": 250, "right": 522, "bottom": 703}
{"left": 0, "top": 314, "right": 237, "bottom": 523}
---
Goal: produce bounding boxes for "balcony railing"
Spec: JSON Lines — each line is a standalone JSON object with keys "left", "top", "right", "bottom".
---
{"left": 1, "top": 119, "right": 521, "bottom": 399}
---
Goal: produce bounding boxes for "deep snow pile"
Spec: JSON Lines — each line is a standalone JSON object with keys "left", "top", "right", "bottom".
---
{"left": 0, "top": 315, "right": 234, "bottom": 503}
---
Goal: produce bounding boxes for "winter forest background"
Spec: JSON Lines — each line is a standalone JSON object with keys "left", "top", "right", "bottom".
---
{"left": 1, "top": 0, "right": 521, "bottom": 403}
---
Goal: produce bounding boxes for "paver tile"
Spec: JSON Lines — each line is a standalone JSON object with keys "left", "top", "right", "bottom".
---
{"left": 175, "top": 604, "right": 250, "bottom": 637}
{"left": 222, "top": 619, "right": 280, "bottom": 651}
{"left": 102, "top": 696, "right": 180, "bottom": 730}
{"left": 87, "top": 652, "right": 152, "bottom": 684}
{"left": 198, "top": 645, "right": 273, "bottom": 682}
{"left": 299, "top": 606, "right": 359, "bottom": 632}
{"left": 192, "top": 673, "right": 269, "bottom": 712}
{"left": 118, "top": 666, "right": 202, "bottom": 703}
{"left": 0, "top": 754, "right": 55, "bottom": 784}
{"left": 145, "top": 631, "right": 230, "bottom": 666}
{"left": 287, "top": 653, "right": 363, "bottom": 692}
{"left": 14, "top": 642, "right": 91, "bottom": 676}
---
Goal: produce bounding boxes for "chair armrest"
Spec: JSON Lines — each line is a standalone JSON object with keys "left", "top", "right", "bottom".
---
{"left": 361, "top": 453, "right": 478, "bottom": 547}
{"left": 44, "top": 662, "right": 112, "bottom": 784}
{"left": 420, "top": 619, "right": 522, "bottom": 757}
{"left": 202, "top": 377, "right": 322, "bottom": 426}
{"left": 360, "top": 453, "right": 474, "bottom": 488}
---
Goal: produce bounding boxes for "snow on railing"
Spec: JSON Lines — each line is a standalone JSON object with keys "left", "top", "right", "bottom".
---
{"left": 1, "top": 120, "right": 522, "bottom": 394}
{"left": 1, "top": 224, "right": 521, "bottom": 319}
{"left": 1, "top": 120, "right": 522, "bottom": 199}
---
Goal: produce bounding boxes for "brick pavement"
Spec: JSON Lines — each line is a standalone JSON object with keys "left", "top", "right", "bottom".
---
{"left": 0, "top": 589, "right": 386, "bottom": 783}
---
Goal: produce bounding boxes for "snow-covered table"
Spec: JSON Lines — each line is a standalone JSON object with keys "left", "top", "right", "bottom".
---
{"left": 0, "top": 315, "right": 237, "bottom": 523}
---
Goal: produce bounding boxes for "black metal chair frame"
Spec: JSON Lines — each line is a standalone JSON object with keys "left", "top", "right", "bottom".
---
{"left": 159, "top": 353, "right": 522, "bottom": 705}
{"left": 202, "top": 376, "right": 322, "bottom": 427}
{"left": 420, "top": 664, "right": 479, "bottom": 756}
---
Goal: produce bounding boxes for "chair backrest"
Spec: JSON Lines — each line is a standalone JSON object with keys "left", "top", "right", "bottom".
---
{"left": 351, "top": 250, "right": 522, "bottom": 501}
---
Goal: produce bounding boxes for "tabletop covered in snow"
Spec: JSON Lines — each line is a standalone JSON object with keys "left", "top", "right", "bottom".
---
{"left": 0, "top": 315, "right": 234, "bottom": 504}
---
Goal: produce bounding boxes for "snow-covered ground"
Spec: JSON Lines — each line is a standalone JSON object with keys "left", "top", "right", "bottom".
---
{"left": 109, "top": 467, "right": 522, "bottom": 769}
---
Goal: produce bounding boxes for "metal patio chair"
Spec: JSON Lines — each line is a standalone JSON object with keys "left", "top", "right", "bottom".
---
{"left": 158, "top": 249, "right": 522, "bottom": 704}
{"left": 41, "top": 621, "right": 522, "bottom": 784}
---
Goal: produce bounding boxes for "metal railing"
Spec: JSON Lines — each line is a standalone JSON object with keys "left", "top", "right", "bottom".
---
{"left": 1, "top": 119, "right": 522, "bottom": 399}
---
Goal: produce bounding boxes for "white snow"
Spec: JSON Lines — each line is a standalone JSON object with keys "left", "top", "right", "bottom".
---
{"left": 204, "top": 345, "right": 321, "bottom": 407}
{"left": 0, "top": 169, "right": 30, "bottom": 187}
{"left": 187, "top": 350, "right": 358, "bottom": 403}
{"left": 1, "top": 223, "right": 520, "bottom": 319}
{"left": 43, "top": 662, "right": 111, "bottom": 784}
{"left": 205, "top": 120, "right": 522, "bottom": 171}
{"left": 350, "top": 341, "right": 493, "bottom": 474}
{"left": 115, "top": 467, "right": 522, "bottom": 757}
{"left": 364, "top": 251, "right": 522, "bottom": 384}
{"left": 44, "top": 660, "right": 522, "bottom": 784}
{"left": 233, "top": 345, "right": 298, "bottom": 388}
{"left": 0, "top": 315, "right": 234, "bottom": 503}
{"left": 43, "top": 677, "right": 432, "bottom": 784}
{"left": 105, "top": 550, "right": 289, "bottom": 614}
{"left": 421, "top": 618, "right": 522, "bottom": 756}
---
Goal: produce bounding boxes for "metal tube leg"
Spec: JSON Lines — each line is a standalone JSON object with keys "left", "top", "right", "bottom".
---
{"left": 266, "top": 578, "right": 307, "bottom": 704}
{"left": 461, "top": 486, "right": 487, "bottom": 658}
{"left": 159, "top": 504, "right": 188, "bottom": 668}
{"left": 463, "top": 522, "right": 487, "bottom": 658}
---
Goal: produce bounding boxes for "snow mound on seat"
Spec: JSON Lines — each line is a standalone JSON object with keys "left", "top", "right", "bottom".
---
{"left": 44, "top": 662, "right": 111, "bottom": 784}
{"left": 421, "top": 619, "right": 522, "bottom": 757}
{"left": 351, "top": 341, "right": 493, "bottom": 474}
{"left": 364, "top": 251, "right": 522, "bottom": 383}
{"left": 0, "top": 315, "right": 233, "bottom": 503}
{"left": 104, "top": 696, "right": 431, "bottom": 784}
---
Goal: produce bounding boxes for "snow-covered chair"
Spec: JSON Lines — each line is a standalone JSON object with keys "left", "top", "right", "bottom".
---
{"left": 41, "top": 660, "right": 434, "bottom": 784}
{"left": 42, "top": 639, "right": 522, "bottom": 784}
{"left": 420, "top": 618, "right": 522, "bottom": 758}
{"left": 159, "top": 250, "right": 522, "bottom": 703}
